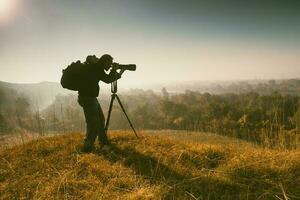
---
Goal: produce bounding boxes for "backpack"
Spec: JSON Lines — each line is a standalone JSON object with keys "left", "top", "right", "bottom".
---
{"left": 60, "top": 60, "right": 85, "bottom": 91}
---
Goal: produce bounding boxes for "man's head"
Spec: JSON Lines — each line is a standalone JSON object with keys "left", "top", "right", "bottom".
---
{"left": 99, "top": 54, "right": 113, "bottom": 71}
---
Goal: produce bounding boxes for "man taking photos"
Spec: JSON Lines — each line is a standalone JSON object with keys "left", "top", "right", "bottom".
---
{"left": 61, "top": 54, "right": 121, "bottom": 153}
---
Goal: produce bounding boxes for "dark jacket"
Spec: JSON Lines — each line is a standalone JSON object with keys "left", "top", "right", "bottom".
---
{"left": 78, "top": 63, "right": 119, "bottom": 97}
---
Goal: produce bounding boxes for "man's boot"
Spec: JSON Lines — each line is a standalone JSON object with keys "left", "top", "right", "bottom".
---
{"left": 99, "top": 133, "right": 110, "bottom": 146}
{"left": 81, "top": 140, "right": 95, "bottom": 153}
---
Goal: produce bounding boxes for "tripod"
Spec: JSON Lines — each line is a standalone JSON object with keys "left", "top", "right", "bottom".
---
{"left": 104, "top": 80, "right": 138, "bottom": 138}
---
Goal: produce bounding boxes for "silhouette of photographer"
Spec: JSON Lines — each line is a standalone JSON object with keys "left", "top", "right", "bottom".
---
{"left": 61, "top": 54, "right": 136, "bottom": 152}
{"left": 77, "top": 54, "right": 121, "bottom": 153}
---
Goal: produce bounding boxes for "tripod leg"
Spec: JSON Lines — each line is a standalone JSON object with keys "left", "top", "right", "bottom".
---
{"left": 115, "top": 95, "right": 139, "bottom": 138}
{"left": 105, "top": 94, "right": 116, "bottom": 134}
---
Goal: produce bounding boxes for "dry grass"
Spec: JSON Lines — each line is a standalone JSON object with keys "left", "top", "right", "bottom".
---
{"left": 1, "top": 130, "right": 300, "bottom": 199}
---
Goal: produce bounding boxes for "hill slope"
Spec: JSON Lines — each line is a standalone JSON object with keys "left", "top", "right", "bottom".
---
{"left": 1, "top": 131, "right": 300, "bottom": 199}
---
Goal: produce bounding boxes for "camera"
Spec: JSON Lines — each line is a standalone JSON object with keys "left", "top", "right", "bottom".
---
{"left": 112, "top": 63, "right": 136, "bottom": 71}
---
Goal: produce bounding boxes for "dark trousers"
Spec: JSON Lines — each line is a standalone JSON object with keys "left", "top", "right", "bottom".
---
{"left": 77, "top": 96, "right": 106, "bottom": 146}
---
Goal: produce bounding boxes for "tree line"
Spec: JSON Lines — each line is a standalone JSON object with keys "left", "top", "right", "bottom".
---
{"left": 42, "top": 88, "right": 300, "bottom": 148}
{"left": 1, "top": 85, "right": 300, "bottom": 148}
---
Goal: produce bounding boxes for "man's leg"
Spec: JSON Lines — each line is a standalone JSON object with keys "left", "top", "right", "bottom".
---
{"left": 78, "top": 96, "right": 101, "bottom": 151}
{"left": 96, "top": 100, "right": 110, "bottom": 145}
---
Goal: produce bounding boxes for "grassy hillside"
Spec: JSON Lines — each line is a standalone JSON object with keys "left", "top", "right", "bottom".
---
{"left": 1, "top": 131, "right": 300, "bottom": 199}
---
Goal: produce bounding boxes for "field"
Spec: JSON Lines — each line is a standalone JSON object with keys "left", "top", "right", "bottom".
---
{"left": 1, "top": 131, "right": 300, "bottom": 199}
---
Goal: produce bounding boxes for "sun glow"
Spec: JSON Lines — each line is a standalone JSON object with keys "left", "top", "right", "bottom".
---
{"left": 0, "top": 0, "right": 17, "bottom": 23}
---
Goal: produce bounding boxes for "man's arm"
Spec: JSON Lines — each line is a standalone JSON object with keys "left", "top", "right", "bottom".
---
{"left": 101, "top": 70, "right": 121, "bottom": 83}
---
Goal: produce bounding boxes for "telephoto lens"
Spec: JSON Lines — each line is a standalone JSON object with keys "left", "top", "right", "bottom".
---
{"left": 113, "top": 63, "right": 136, "bottom": 71}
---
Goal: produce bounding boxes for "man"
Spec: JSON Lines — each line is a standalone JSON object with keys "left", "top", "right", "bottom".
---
{"left": 77, "top": 54, "right": 121, "bottom": 153}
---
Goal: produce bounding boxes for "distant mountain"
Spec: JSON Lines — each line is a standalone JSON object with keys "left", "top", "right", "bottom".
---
{"left": 0, "top": 81, "right": 74, "bottom": 109}
{"left": 155, "top": 79, "right": 300, "bottom": 95}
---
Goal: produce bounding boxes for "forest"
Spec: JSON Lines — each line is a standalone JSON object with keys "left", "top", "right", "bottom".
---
{"left": 1, "top": 79, "right": 300, "bottom": 148}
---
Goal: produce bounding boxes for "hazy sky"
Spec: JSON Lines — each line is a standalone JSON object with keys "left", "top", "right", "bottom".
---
{"left": 0, "top": 0, "right": 300, "bottom": 86}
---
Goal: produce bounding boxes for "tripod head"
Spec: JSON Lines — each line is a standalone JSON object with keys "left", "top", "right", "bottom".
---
{"left": 111, "top": 80, "right": 118, "bottom": 94}
{"left": 110, "top": 66, "right": 128, "bottom": 94}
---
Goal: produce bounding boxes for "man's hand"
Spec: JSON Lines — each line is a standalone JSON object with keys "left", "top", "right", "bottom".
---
{"left": 111, "top": 69, "right": 121, "bottom": 80}
{"left": 119, "top": 69, "right": 126, "bottom": 75}
{"left": 115, "top": 72, "right": 122, "bottom": 80}
{"left": 112, "top": 62, "right": 119, "bottom": 70}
